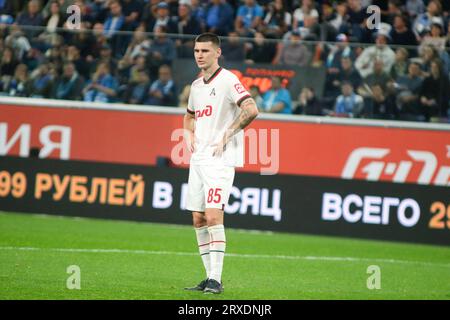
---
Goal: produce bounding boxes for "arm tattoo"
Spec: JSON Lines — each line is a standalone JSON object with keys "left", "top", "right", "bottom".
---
{"left": 238, "top": 101, "right": 256, "bottom": 129}
{"left": 226, "top": 98, "right": 258, "bottom": 139}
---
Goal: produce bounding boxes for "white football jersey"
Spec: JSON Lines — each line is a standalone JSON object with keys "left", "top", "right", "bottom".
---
{"left": 187, "top": 67, "right": 251, "bottom": 167}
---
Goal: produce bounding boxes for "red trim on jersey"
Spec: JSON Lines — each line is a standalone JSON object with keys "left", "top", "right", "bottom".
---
{"left": 236, "top": 94, "right": 251, "bottom": 107}
{"left": 187, "top": 108, "right": 195, "bottom": 115}
{"left": 203, "top": 67, "right": 222, "bottom": 84}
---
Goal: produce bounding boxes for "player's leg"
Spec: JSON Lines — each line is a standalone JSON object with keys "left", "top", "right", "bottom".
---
{"left": 204, "top": 208, "right": 226, "bottom": 294}
{"left": 185, "top": 165, "right": 209, "bottom": 291}
{"left": 201, "top": 166, "right": 235, "bottom": 294}
{"left": 193, "top": 211, "right": 211, "bottom": 280}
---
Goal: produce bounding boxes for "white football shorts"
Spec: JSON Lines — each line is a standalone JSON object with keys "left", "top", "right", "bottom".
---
{"left": 186, "top": 164, "right": 235, "bottom": 212}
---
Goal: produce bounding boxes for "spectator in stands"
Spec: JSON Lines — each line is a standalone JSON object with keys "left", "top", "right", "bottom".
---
{"left": 140, "top": 1, "right": 158, "bottom": 32}
{"left": 234, "top": 0, "right": 264, "bottom": 37}
{"left": 54, "top": 62, "right": 85, "bottom": 100}
{"left": 143, "top": 1, "right": 177, "bottom": 34}
{"left": 419, "top": 18, "right": 447, "bottom": 55}
{"left": 307, "top": 1, "right": 339, "bottom": 43}
{"left": 221, "top": 31, "right": 246, "bottom": 62}
{"left": 65, "top": 45, "right": 91, "bottom": 80}
{"left": 38, "top": 0, "right": 65, "bottom": 47}
{"left": 338, "top": 56, "right": 362, "bottom": 89}
{"left": 389, "top": 14, "right": 418, "bottom": 48}
{"left": 117, "top": 53, "right": 146, "bottom": 99}
{"left": 334, "top": 81, "right": 364, "bottom": 118}
{"left": 1, "top": 63, "right": 31, "bottom": 96}
{"left": 325, "top": 56, "right": 362, "bottom": 101}
{"left": 274, "top": 30, "right": 311, "bottom": 66}
{"left": 406, "top": 0, "right": 425, "bottom": 19}
{"left": 129, "top": 55, "right": 147, "bottom": 82}
{"left": 67, "top": 22, "right": 97, "bottom": 59}
{"left": 0, "top": 46, "right": 18, "bottom": 78}
{"left": 390, "top": 47, "right": 409, "bottom": 79}
{"left": 355, "top": 31, "right": 396, "bottom": 78}
{"left": 70, "top": 0, "right": 95, "bottom": 27}
{"left": 5, "top": 25, "right": 32, "bottom": 61}
{"left": 16, "top": 0, "right": 44, "bottom": 38}
{"left": 96, "top": 43, "right": 118, "bottom": 75}
{"left": 176, "top": 2, "right": 202, "bottom": 36}
{"left": 413, "top": 0, "right": 444, "bottom": 41}
{"left": 28, "top": 62, "right": 54, "bottom": 98}
{"left": 261, "top": 0, "right": 291, "bottom": 39}
{"left": 419, "top": 44, "right": 439, "bottom": 76}
{"left": 90, "top": 22, "right": 109, "bottom": 60}
{"left": 147, "top": 25, "right": 176, "bottom": 79}
{"left": 395, "top": 61, "right": 424, "bottom": 121}
{"left": 90, "top": 0, "right": 111, "bottom": 25}
{"left": 205, "top": 0, "right": 234, "bottom": 36}
{"left": 127, "top": 70, "right": 151, "bottom": 105}
{"left": 189, "top": 0, "right": 206, "bottom": 32}
{"left": 385, "top": 0, "right": 403, "bottom": 26}
{"left": 174, "top": 1, "right": 202, "bottom": 58}
{"left": 419, "top": 59, "right": 450, "bottom": 121}
{"left": 46, "top": 43, "right": 64, "bottom": 74}
{"left": 294, "top": 86, "right": 321, "bottom": 115}
{"left": 325, "top": 33, "right": 355, "bottom": 72}
{"left": 369, "top": 83, "right": 398, "bottom": 120}
{"left": 103, "top": 0, "right": 124, "bottom": 39}
{"left": 121, "top": 0, "right": 142, "bottom": 31}
{"left": 328, "top": 1, "right": 348, "bottom": 35}
{"left": 83, "top": 61, "right": 118, "bottom": 103}
{"left": 261, "top": 76, "right": 292, "bottom": 114}
{"left": 103, "top": 0, "right": 126, "bottom": 55}
{"left": 42, "top": 0, "right": 71, "bottom": 19}
{"left": 345, "top": 0, "right": 368, "bottom": 42}
{"left": 245, "top": 31, "right": 277, "bottom": 64}
{"left": 146, "top": 64, "right": 177, "bottom": 106}
{"left": 122, "top": 25, "right": 151, "bottom": 61}
{"left": 359, "top": 59, "right": 393, "bottom": 98}
{"left": 292, "top": 0, "right": 319, "bottom": 35}
{"left": 250, "top": 85, "right": 263, "bottom": 108}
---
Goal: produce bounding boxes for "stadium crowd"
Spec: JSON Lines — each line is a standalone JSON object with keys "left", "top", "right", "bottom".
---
{"left": 0, "top": 0, "right": 449, "bottom": 122}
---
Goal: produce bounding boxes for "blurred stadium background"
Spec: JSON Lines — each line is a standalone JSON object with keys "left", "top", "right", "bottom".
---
{"left": 0, "top": 0, "right": 449, "bottom": 299}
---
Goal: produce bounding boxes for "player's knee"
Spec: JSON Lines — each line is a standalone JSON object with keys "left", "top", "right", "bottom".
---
{"left": 193, "top": 220, "right": 207, "bottom": 228}
{"left": 192, "top": 213, "right": 207, "bottom": 228}
{"left": 205, "top": 215, "right": 222, "bottom": 226}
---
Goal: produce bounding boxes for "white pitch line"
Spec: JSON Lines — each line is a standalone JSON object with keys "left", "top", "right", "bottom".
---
{"left": 0, "top": 246, "right": 449, "bottom": 268}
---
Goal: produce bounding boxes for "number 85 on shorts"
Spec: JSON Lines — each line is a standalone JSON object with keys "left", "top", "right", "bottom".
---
{"left": 186, "top": 165, "right": 235, "bottom": 212}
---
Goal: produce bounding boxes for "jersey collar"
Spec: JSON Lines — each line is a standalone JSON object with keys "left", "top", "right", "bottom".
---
{"left": 203, "top": 67, "right": 222, "bottom": 84}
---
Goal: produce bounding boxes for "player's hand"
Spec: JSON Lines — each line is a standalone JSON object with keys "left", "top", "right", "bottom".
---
{"left": 184, "top": 130, "right": 195, "bottom": 153}
{"left": 212, "top": 136, "right": 227, "bottom": 157}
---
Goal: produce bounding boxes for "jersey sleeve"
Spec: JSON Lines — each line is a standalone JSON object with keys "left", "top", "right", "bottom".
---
{"left": 187, "top": 88, "right": 195, "bottom": 115}
{"left": 228, "top": 76, "right": 251, "bottom": 108}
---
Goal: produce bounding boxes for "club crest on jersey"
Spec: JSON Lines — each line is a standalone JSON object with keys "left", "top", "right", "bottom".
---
{"left": 234, "top": 83, "right": 246, "bottom": 94}
{"left": 210, "top": 88, "right": 216, "bottom": 96}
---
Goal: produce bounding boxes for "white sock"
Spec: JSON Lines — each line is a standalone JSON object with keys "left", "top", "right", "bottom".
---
{"left": 208, "top": 224, "right": 226, "bottom": 283}
{"left": 195, "top": 226, "right": 211, "bottom": 279}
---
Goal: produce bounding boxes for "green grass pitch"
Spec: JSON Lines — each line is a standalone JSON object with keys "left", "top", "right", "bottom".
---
{"left": 0, "top": 211, "right": 449, "bottom": 300}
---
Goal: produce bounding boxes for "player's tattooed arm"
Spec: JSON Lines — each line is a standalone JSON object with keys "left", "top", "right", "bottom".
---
{"left": 238, "top": 98, "right": 259, "bottom": 128}
{"left": 213, "top": 97, "right": 259, "bottom": 157}
{"left": 184, "top": 112, "right": 196, "bottom": 153}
